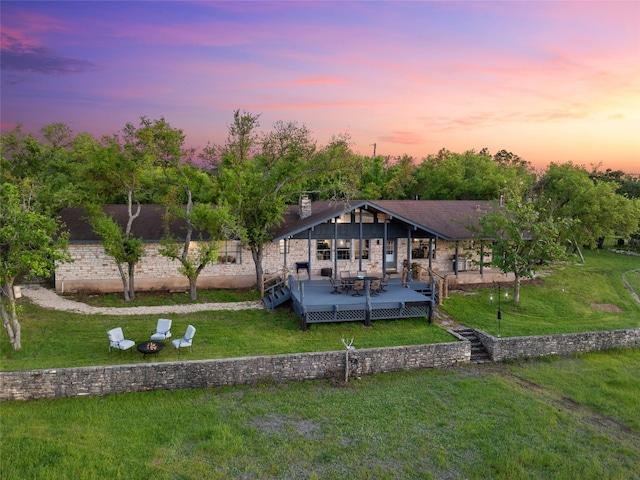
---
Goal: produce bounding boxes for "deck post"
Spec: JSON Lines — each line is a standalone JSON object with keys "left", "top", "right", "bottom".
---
{"left": 364, "top": 281, "right": 372, "bottom": 327}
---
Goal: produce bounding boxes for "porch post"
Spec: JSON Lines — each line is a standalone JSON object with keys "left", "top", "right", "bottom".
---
{"left": 454, "top": 241, "right": 459, "bottom": 276}
{"left": 283, "top": 238, "right": 288, "bottom": 268}
{"left": 407, "top": 227, "right": 412, "bottom": 278}
{"left": 307, "top": 230, "right": 311, "bottom": 280}
{"left": 428, "top": 238, "right": 433, "bottom": 270}
{"left": 358, "top": 209, "right": 363, "bottom": 272}
{"left": 382, "top": 219, "right": 388, "bottom": 277}
{"left": 333, "top": 218, "right": 338, "bottom": 278}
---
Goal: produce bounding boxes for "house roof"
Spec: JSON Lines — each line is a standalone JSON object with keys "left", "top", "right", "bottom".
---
{"left": 271, "top": 200, "right": 495, "bottom": 241}
{"left": 60, "top": 200, "right": 496, "bottom": 243}
{"left": 59, "top": 205, "right": 207, "bottom": 242}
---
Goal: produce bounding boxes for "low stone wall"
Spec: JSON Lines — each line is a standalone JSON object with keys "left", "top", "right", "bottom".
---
{"left": 474, "top": 328, "right": 640, "bottom": 362}
{"left": 0, "top": 342, "right": 470, "bottom": 401}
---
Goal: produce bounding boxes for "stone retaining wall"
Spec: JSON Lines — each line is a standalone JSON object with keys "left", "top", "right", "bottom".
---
{"left": 3, "top": 329, "right": 638, "bottom": 402}
{"left": 0, "top": 342, "right": 470, "bottom": 401}
{"left": 474, "top": 328, "right": 640, "bottom": 362}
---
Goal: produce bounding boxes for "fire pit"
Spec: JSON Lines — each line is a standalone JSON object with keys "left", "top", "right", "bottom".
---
{"left": 137, "top": 340, "right": 165, "bottom": 358}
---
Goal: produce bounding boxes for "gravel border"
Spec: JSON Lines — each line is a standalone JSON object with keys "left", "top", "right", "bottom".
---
{"left": 20, "top": 285, "right": 264, "bottom": 315}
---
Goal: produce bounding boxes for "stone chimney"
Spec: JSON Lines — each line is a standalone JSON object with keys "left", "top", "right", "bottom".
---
{"left": 299, "top": 194, "right": 312, "bottom": 219}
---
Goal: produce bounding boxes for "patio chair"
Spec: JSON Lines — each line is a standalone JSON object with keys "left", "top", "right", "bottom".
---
{"left": 370, "top": 278, "right": 381, "bottom": 296}
{"left": 352, "top": 279, "right": 365, "bottom": 297}
{"left": 380, "top": 273, "right": 391, "bottom": 292}
{"left": 329, "top": 276, "right": 342, "bottom": 294}
{"left": 171, "top": 324, "right": 196, "bottom": 354}
{"left": 107, "top": 327, "right": 135, "bottom": 352}
{"left": 150, "top": 318, "right": 172, "bottom": 341}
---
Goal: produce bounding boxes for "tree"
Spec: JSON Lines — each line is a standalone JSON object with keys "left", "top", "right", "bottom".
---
{"left": 471, "top": 191, "right": 569, "bottom": 303}
{"left": 135, "top": 117, "right": 233, "bottom": 300}
{"left": 216, "top": 110, "right": 358, "bottom": 288}
{"left": 79, "top": 120, "right": 158, "bottom": 301}
{"left": 536, "top": 163, "right": 640, "bottom": 260}
{"left": 411, "top": 149, "right": 535, "bottom": 201}
{"left": 0, "top": 183, "right": 70, "bottom": 350}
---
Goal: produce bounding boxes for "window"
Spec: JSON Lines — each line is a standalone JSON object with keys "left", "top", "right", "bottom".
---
{"left": 279, "top": 239, "right": 290, "bottom": 254}
{"left": 316, "top": 240, "right": 331, "bottom": 260}
{"left": 336, "top": 239, "right": 351, "bottom": 260}
{"left": 355, "top": 208, "right": 375, "bottom": 223}
{"left": 217, "top": 240, "right": 241, "bottom": 264}
{"left": 337, "top": 212, "right": 352, "bottom": 223}
{"left": 411, "top": 239, "right": 435, "bottom": 259}
{"left": 354, "top": 239, "right": 370, "bottom": 259}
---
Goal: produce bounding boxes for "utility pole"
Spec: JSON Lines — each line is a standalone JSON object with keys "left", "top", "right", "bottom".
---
{"left": 371, "top": 143, "right": 376, "bottom": 157}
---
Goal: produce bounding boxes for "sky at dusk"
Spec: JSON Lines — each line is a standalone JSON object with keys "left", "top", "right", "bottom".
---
{"left": 1, "top": 1, "right": 639, "bottom": 173}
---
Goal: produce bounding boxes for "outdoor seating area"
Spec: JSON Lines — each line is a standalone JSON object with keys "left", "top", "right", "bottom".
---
{"left": 107, "top": 319, "right": 195, "bottom": 356}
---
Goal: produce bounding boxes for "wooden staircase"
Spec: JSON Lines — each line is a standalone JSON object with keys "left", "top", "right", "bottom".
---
{"left": 454, "top": 327, "right": 491, "bottom": 364}
{"left": 263, "top": 284, "right": 291, "bottom": 309}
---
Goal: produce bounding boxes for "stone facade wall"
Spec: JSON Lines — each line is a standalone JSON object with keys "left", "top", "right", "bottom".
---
{"left": 474, "top": 328, "right": 640, "bottom": 362}
{"left": 56, "top": 237, "right": 470, "bottom": 293}
{"left": 56, "top": 242, "right": 286, "bottom": 293}
{"left": 0, "top": 342, "right": 470, "bottom": 401}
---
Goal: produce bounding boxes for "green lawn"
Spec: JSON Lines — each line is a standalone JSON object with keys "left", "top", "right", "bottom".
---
{"left": 1, "top": 348, "right": 638, "bottom": 479}
{"left": 2, "top": 248, "right": 639, "bottom": 372}
{"left": 442, "top": 249, "right": 640, "bottom": 336}
{"left": 0, "top": 305, "right": 452, "bottom": 372}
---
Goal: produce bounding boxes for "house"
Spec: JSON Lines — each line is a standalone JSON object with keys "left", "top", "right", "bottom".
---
{"left": 55, "top": 199, "right": 509, "bottom": 294}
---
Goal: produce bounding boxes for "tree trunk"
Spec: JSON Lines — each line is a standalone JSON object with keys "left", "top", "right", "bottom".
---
{"left": 116, "top": 263, "right": 131, "bottom": 301}
{"left": 573, "top": 240, "right": 585, "bottom": 263}
{"left": 128, "top": 262, "right": 135, "bottom": 301}
{"left": 513, "top": 272, "right": 521, "bottom": 303}
{"left": 251, "top": 245, "right": 264, "bottom": 291}
{"left": 189, "top": 277, "right": 198, "bottom": 301}
{"left": 1, "top": 280, "right": 22, "bottom": 350}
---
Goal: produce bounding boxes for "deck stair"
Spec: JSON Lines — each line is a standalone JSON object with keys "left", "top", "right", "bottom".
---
{"left": 454, "top": 327, "right": 491, "bottom": 364}
{"left": 263, "top": 284, "right": 291, "bottom": 309}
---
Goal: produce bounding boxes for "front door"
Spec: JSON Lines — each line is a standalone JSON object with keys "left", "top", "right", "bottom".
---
{"left": 385, "top": 239, "right": 397, "bottom": 271}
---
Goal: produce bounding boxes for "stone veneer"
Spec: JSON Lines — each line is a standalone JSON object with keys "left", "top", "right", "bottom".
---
{"left": 56, "top": 237, "right": 477, "bottom": 293}
{"left": 0, "top": 342, "right": 469, "bottom": 401}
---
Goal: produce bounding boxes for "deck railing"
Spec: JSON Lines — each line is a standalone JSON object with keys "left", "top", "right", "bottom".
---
{"left": 260, "top": 266, "right": 290, "bottom": 299}
{"left": 414, "top": 264, "right": 448, "bottom": 305}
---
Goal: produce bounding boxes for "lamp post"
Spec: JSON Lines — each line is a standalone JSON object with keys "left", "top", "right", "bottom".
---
{"left": 497, "top": 284, "right": 502, "bottom": 337}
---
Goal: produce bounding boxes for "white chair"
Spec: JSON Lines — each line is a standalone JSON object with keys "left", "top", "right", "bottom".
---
{"left": 107, "top": 327, "right": 135, "bottom": 352}
{"left": 150, "top": 318, "right": 172, "bottom": 341}
{"left": 171, "top": 325, "right": 196, "bottom": 354}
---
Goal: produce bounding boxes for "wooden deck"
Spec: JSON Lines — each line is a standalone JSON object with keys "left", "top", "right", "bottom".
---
{"left": 288, "top": 276, "right": 436, "bottom": 330}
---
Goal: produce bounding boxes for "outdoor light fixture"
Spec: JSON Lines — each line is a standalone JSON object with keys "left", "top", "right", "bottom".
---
{"left": 497, "top": 284, "right": 502, "bottom": 338}
{"left": 489, "top": 293, "right": 494, "bottom": 303}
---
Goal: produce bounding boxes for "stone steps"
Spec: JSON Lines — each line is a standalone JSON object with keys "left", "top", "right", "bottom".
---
{"left": 454, "top": 327, "right": 491, "bottom": 364}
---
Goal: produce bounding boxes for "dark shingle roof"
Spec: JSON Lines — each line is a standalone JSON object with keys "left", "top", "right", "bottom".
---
{"left": 59, "top": 205, "right": 207, "bottom": 242}
{"left": 61, "top": 200, "right": 496, "bottom": 243}
{"left": 272, "top": 200, "right": 495, "bottom": 241}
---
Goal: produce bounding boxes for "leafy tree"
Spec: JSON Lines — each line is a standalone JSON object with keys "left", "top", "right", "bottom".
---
{"left": 216, "top": 110, "right": 358, "bottom": 288}
{"left": 470, "top": 191, "right": 570, "bottom": 303}
{"left": 134, "top": 117, "right": 232, "bottom": 300}
{"left": 411, "top": 149, "right": 534, "bottom": 201}
{"left": 536, "top": 163, "right": 640, "bottom": 260}
{"left": 0, "top": 183, "right": 70, "bottom": 350}
{"left": 78, "top": 119, "right": 159, "bottom": 301}
{"left": 0, "top": 123, "right": 85, "bottom": 210}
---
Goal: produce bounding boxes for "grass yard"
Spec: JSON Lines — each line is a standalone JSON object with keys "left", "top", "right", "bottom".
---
{"left": 1, "top": 348, "right": 639, "bottom": 479}
{"left": 442, "top": 249, "right": 640, "bottom": 336}
{"left": 0, "top": 304, "right": 452, "bottom": 372}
